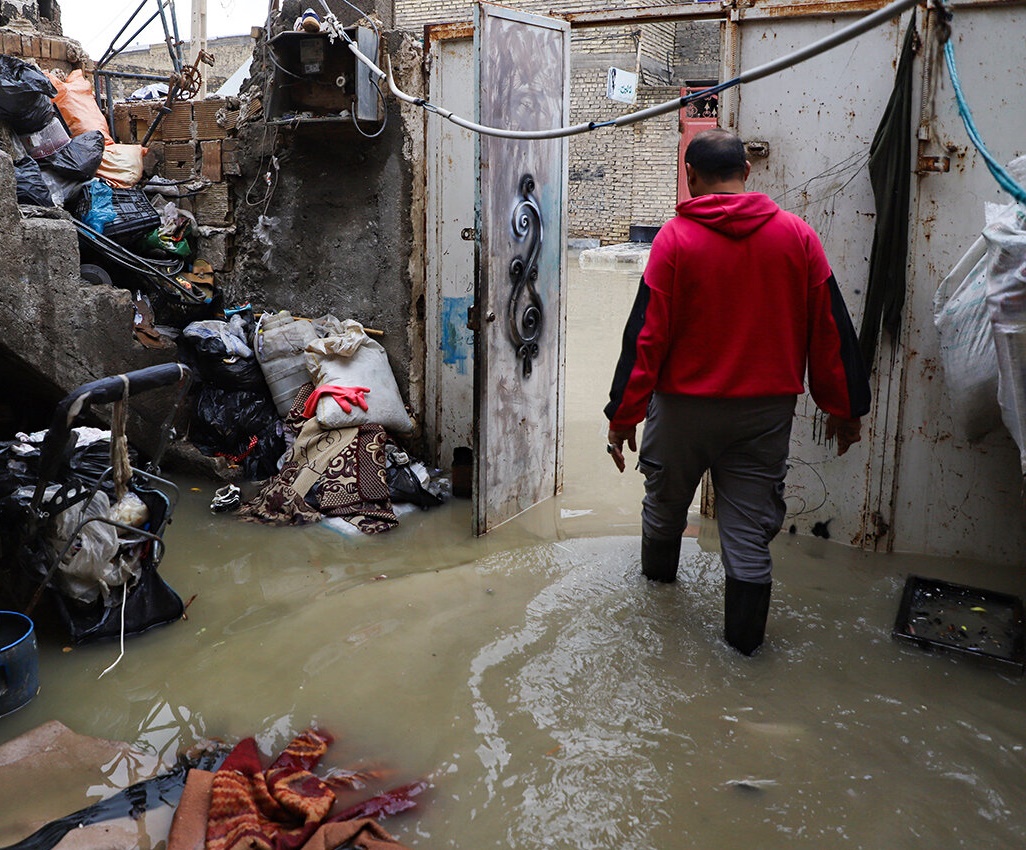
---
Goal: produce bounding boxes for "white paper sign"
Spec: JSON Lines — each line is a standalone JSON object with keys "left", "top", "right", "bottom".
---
{"left": 606, "top": 67, "right": 637, "bottom": 105}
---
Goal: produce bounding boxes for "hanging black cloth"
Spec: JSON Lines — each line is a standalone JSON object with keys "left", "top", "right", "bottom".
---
{"left": 858, "top": 11, "right": 918, "bottom": 369}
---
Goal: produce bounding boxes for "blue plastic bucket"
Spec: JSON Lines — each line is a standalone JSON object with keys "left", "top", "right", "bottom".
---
{"left": 0, "top": 611, "right": 39, "bottom": 717}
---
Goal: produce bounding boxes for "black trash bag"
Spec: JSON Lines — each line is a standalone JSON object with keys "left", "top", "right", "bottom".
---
{"left": 14, "top": 156, "right": 55, "bottom": 206}
{"left": 0, "top": 54, "right": 57, "bottom": 133}
{"left": 39, "top": 165, "right": 88, "bottom": 207}
{"left": 190, "top": 384, "right": 286, "bottom": 480}
{"left": 177, "top": 331, "right": 267, "bottom": 392}
{"left": 39, "top": 129, "right": 105, "bottom": 181}
{"left": 385, "top": 446, "right": 444, "bottom": 509}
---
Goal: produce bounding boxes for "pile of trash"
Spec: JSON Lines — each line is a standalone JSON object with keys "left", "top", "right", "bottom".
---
{"left": 178, "top": 309, "right": 446, "bottom": 533}
{"left": 1, "top": 723, "right": 426, "bottom": 850}
{"left": 1, "top": 55, "right": 218, "bottom": 330}
{"left": 0, "top": 364, "right": 192, "bottom": 646}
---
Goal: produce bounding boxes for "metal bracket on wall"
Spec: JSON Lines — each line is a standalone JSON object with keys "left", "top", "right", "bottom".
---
{"left": 507, "top": 174, "right": 544, "bottom": 378}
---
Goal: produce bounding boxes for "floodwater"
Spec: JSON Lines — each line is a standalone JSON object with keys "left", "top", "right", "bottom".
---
{"left": 3, "top": 259, "right": 1026, "bottom": 849}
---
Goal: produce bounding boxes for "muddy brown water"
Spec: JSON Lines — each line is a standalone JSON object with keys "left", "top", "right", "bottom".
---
{"left": 2, "top": 260, "right": 1025, "bottom": 849}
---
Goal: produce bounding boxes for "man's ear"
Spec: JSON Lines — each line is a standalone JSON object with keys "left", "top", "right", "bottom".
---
{"left": 743, "top": 160, "right": 752, "bottom": 181}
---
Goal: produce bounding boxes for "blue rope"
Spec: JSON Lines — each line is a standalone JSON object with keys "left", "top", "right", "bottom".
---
{"left": 943, "top": 37, "right": 1026, "bottom": 205}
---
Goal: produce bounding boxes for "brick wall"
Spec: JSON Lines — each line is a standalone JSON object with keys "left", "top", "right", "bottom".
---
{"left": 398, "top": 1, "right": 716, "bottom": 243}
{"left": 569, "top": 68, "right": 679, "bottom": 243}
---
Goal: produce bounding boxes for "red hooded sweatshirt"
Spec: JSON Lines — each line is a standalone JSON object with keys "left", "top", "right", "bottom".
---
{"left": 605, "top": 192, "right": 870, "bottom": 430}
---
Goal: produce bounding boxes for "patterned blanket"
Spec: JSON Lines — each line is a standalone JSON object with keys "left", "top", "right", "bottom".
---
{"left": 240, "top": 385, "right": 398, "bottom": 533}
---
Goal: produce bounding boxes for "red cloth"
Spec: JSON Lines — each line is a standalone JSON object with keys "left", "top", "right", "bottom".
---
{"left": 201, "top": 729, "right": 422, "bottom": 850}
{"left": 605, "top": 192, "right": 870, "bottom": 430}
{"left": 205, "top": 729, "right": 335, "bottom": 850}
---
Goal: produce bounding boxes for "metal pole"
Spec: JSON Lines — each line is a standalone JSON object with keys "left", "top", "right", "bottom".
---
{"left": 192, "top": 0, "right": 208, "bottom": 99}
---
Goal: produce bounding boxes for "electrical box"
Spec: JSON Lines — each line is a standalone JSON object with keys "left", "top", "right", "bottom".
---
{"left": 266, "top": 27, "right": 382, "bottom": 129}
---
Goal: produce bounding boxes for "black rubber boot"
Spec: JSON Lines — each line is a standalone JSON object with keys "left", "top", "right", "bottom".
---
{"left": 641, "top": 535, "right": 681, "bottom": 583}
{"left": 724, "top": 577, "right": 772, "bottom": 655}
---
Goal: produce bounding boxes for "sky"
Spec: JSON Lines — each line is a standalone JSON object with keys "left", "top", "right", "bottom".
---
{"left": 58, "top": 0, "right": 270, "bottom": 61}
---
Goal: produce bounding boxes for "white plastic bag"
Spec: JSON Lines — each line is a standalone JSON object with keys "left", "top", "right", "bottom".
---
{"left": 934, "top": 155, "right": 1026, "bottom": 440}
{"left": 53, "top": 491, "right": 122, "bottom": 604}
{"left": 984, "top": 204, "right": 1026, "bottom": 476}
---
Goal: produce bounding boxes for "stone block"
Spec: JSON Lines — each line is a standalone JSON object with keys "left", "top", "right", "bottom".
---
{"left": 191, "top": 183, "right": 231, "bottom": 227}
{"left": 195, "top": 227, "right": 232, "bottom": 270}
{"left": 2, "top": 33, "right": 23, "bottom": 55}
{"left": 160, "top": 102, "right": 192, "bottom": 141}
{"left": 221, "top": 138, "right": 240, "bottom": 176}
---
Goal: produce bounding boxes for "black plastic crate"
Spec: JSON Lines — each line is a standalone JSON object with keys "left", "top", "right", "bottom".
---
{"left": 104, "top": 186, "right": 161, "bottom": 243}
{"left": 892, "top": 575, "right": 1026, "bottom": 673}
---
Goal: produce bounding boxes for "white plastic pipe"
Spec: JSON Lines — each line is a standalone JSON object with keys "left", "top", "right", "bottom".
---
{"left": 366, "top": 0, "right": 921, "bottom": 140}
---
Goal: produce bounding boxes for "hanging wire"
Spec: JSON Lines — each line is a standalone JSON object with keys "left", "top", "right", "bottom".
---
{"left": 348, "top": 0, "right": 921, "bottom": 140}
{"left": 940, "top": 11, "right": 1026, "bottom": 205}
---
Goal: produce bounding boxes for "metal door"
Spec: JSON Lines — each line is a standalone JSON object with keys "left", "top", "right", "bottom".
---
{"left": 677, "top": 87, "right": 718, "bottom": 205}
{"left": 725, "top": 0, "right": 1026, "bottom": 563}
{"left": 425, "top": 31, "right": 476, "bottom": 475}
{"left": 473, "top": 3, "right": 570, "bottom": 535}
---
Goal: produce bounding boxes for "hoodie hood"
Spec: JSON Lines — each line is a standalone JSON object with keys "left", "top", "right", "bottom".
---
{"left": 675, "top": 192, "right": 780, "bottom": 239}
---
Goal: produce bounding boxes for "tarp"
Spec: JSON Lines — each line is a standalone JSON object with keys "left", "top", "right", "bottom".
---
{"left": 858, "top": 12, "right": 917, "bottom": 368}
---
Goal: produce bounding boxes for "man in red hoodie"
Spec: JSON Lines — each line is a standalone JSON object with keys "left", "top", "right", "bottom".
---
{"left": 604, "top": 128, "right": 870, "bottom": 655}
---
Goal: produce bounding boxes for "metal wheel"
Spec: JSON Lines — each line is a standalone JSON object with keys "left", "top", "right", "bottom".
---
{"left": 174, "top": 65, "right": 202, "bottom": 100}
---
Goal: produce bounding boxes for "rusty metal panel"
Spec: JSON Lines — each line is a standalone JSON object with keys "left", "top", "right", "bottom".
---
{"left": 474, "top": 3, "right": 570, "bottom": 535}
{"left": 732, "top": 1, "right": 1026, "bottom": 563}
{"left": 730, "top": 6, "right": 905, "bottom": 551}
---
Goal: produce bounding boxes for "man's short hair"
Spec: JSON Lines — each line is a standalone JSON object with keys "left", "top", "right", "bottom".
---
{"left": 684, "top": 129, "right": 747, "bottom": 182}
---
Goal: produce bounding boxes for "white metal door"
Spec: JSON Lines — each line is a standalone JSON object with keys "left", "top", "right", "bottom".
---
{"left": 473, "top": 3, "right": 570, "bottom": 535}
{"left": 425, "top": 34, "right": 476, "bottom": 473}
{"left": 728, "top": 0, "right": 1026, "bottom": 562}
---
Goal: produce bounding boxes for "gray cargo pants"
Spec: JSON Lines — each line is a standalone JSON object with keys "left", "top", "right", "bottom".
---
{"left": 638, "top": 393, "right": 797, "bottom": 584}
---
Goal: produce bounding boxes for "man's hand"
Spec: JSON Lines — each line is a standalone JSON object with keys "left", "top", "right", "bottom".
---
{"left": 826, "top": 414, "right": 861, "bottom": 456}
{"left": 606, "top": 426, "right": 637, "bottom": 473}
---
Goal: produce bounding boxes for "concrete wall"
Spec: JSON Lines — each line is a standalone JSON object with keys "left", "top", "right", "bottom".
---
{"left": 223, "top": 27, "right": 424, "bottom": 422}
{"left": 99, "top": 34, "right": 255, "bottom": 98}
{"left": 0, "top": 152, "right": 180, "bottom": 456}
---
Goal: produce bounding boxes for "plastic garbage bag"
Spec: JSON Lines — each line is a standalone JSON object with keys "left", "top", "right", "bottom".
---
{"left": 385, "top": 446, "right": 444, "bottom": 509}
{"left": 52, "top": 490, "right": 125, "bottom": 604}
{"left": 38, "top": 165, "right": 88, "bottom": 207}
{"left": 179, "top": 321, "right": 266, "bottom": 391}
{"left": 183, "top": 319, "right": 254, "bottom": 359}
{"left": 0, "top": 54, "right": 57, "bottom": 133}
{"left": 81, "top": 178, "right": 117, "bottom": 233}
{"left": 984, "top": 204, "right": 1026, "bottom": 476}
{"left": 39, "top": 129, "right": 105, "bottom": 181}
{"left": 190, "top": 385, "right": 286, "bottom": 480}
{"left": 47, "top": 68, "right": 114, "bottom": 142}
{"left": 14, "top": 156, "right": 55, "bottom": 207}
{"left": 934, "top": 156, "right": 1026, "bottom": 441}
